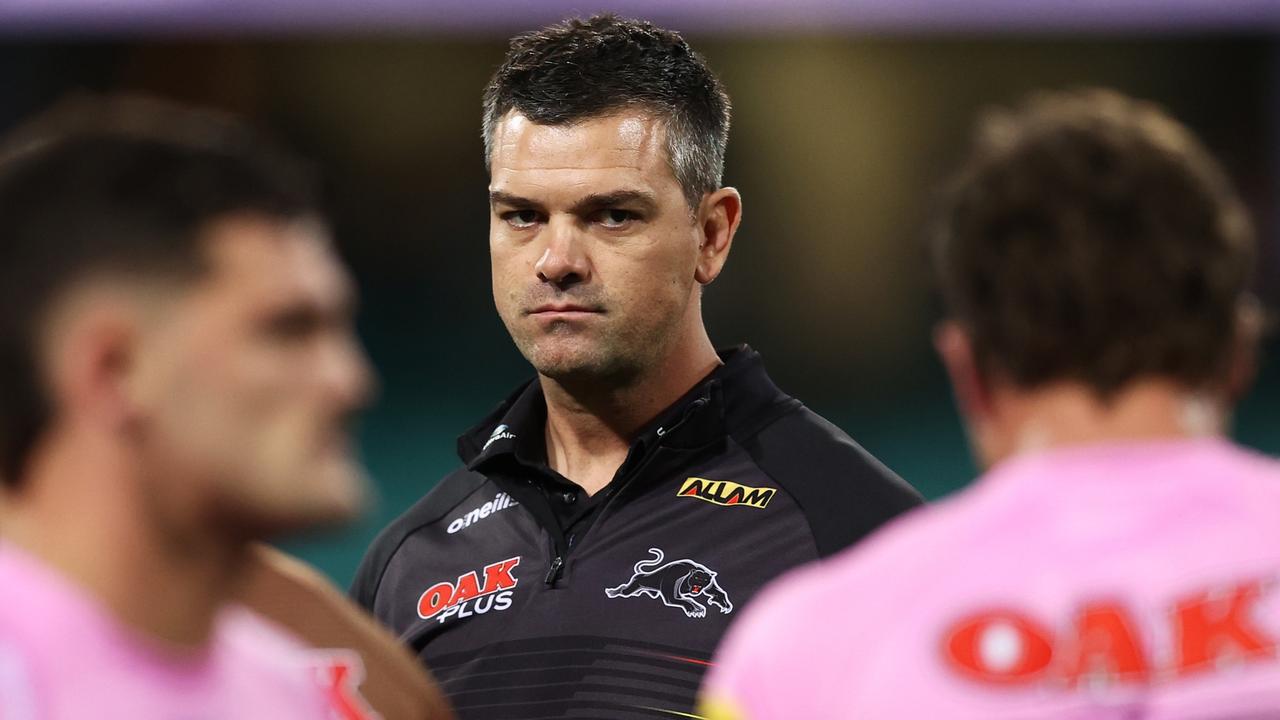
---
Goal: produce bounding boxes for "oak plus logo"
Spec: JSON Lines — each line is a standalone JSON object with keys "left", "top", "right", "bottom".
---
{"left": 941, "top": 579, "right": 1278, "bottom": 689}
{"left": 678, "top": 477, "right": 775, "bottom": 509}
{"left": 417, "top": 557, "right": 520, "bottom": 624}
{"left": 447, "top": 491, "right": 518, "bottom": 534}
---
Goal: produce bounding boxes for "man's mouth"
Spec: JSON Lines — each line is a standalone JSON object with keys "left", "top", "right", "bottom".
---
{"left": 528, "top": 303, "right": 604, "bottom": 318}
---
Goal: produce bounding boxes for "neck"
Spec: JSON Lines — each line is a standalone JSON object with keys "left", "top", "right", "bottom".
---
{"left": 0, "top": 430, "right": 244, "bottom": 649}
{"left": 541, "top": 327, "right": 721, "bottom": 495}
{"left": 988, "top": 379, "right": 1225, "bottom": 466}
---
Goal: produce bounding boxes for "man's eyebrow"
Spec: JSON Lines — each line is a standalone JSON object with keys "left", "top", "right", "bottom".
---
{"left": 568, "top": 190, "right": 659, "bottom": 216}
{"left": 489, "top": 191, "right": 541, "bottom": 209}
{"left": 489, "top": 189, "right": 661, "bottom": 215}
{"left": 261, "top": 285, "right": 358, "bottom": 328}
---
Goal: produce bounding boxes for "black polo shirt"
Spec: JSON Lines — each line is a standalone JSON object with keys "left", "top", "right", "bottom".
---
{"left": 351, "top": 346, "right": 922, "bottom": 719}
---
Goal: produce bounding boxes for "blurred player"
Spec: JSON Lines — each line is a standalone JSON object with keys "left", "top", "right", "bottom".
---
{"left": 0, "top": 95, "right": 450, "bottom": 719}
{"left": 701, "top": 89, "right": 1280, "bottom": 717}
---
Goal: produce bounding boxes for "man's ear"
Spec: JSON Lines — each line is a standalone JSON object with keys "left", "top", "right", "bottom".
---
{"left": 1225, "top": 295, "right": 1265, "bottom": 405}
{"left": 694, "top": 188, "right": 742, "bottom": 285}
{"left": 48, "top": 296, "right": 141, "bottom": 436}
{"left": 934, "top": 320, "right": 994, "bottom": 424}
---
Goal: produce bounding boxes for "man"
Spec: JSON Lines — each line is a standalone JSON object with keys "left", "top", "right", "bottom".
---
{"left": 352, "top": 14, "right": 921, "bottom": 719}
{"left": 0, "top": 95, "right": 451, "bottom": 719}
{"left": 701, "top": 89, "right": 1280, "bottom": 717}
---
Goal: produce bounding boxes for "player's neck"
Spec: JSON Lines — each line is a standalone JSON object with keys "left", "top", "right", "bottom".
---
{"left": 540, "top": 327, "right": 721, "bottom": 496}
{"left": 0, "top": 430, "right": 245, "bottom": 649}
{"left": 992, "top": 379, "right": 1226, "bottom": 463}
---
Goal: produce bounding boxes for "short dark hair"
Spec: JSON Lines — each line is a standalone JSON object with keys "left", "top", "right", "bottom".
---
{"left": 482, "top": 14, "right": 731, "bottom": 208}
{"left": 933, "top": 88, "right": 1256, "bottom": 397}
{"left": 0, "top": 94, "right": 320, "bottom": 487}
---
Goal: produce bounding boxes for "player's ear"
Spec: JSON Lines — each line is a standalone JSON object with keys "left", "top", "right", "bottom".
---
{"left": 50, "top": 294, "right": 143, "bottom": 436}
{"left": 934, "top": 320, "right": 994, "bottom": 423}
{"left": 694, "top": 188, "right": 741, "bottom": 285}
{"left": 1224, "top": 295, "right": 1265, "bottom": 405}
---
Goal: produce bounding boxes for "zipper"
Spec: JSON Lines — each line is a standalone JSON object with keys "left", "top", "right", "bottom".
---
{"left": 569, "top": 397, "right": 710, "bottom": 554}
{"left": 545, "top": 396, "right": 711, "bottom": 588}
{"left": 545, "top": 555, "right": 565, "bottom": 585}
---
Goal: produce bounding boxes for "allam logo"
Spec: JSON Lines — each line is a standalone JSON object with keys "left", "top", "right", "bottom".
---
{"left": 417, "top": 557, "right": 521, "bottom": 624}
{"left": 677, "top": 477, "right": 776, "bottom": 509}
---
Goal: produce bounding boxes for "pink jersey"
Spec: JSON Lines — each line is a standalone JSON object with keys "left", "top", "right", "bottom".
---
{"left": 703, "top": 438, "right": 1280, "bottom": 719}
{"left": 0, "top": 543, "right": 332, "bottom": 720}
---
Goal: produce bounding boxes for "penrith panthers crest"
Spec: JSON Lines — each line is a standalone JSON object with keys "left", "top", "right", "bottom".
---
{"left": 605, "top": 548, "right": 733, "bottom": 619}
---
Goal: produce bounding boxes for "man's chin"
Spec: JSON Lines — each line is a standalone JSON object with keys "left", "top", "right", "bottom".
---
{"left": 234, "top": 466, "right": 370, "bottom": 537}
{"left": 298, "top": 464, "right": 371, "bottom": 526}
{"left": 524, "top": 343, "right": 640, "bottom": 385}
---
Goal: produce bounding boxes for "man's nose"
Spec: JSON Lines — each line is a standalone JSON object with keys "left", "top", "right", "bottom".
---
{"left": 534, "top": 218, "right": 591, "bottom": 288}
{"left": 323, "top": 333, "right": 377, "bottom": 413}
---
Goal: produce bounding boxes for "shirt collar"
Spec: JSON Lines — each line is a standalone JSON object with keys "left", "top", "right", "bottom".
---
{"left": 457, "top": 344, "right": 769, "bottom": 471}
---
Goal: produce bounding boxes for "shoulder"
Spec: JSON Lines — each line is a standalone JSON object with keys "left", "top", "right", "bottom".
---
{"left": 219, "top": 607, "right": 333, "bottom": 715}
{"left": 703, "top": 555, "right": 872, "bottom": 717}
{"left": 744, "top": 497, "right": 967, "bottom": 624}
{"left": 736, "top": 404, "right": 924, "bottom": 556}
{"left": 741, "top": 405, "right": 911, "bottom": 490}
{"left": 708, "top": 497, "right": 974, "bottom": 705}
{"left": 223, "top": 604, "right": 313, "bottom": 659}
{"left": 349, "top": 467, "right": 489, "bottom": 607}
{"left": 1224, "top": 442, "right": 1280, "bottom": 487}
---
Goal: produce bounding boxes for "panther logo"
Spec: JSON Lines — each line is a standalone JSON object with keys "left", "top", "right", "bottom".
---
{"left": 605, "top": 548, "right": 733, "bottom": 618}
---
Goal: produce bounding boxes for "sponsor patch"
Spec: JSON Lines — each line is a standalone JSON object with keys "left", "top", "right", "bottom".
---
{"left": 482, "top": 423, "right": 516, "bottom": 451}
{"left": 678, "top": 477, "right": 775, "bottom": 509}
{"left": 941, "top": 579, "right": 1278, "bottom": 689}
{"left": 417, "top": 557, "right": 520, "bottom": 624}
{"left": 606, "top": 548, "right": 733, "bottom": 619}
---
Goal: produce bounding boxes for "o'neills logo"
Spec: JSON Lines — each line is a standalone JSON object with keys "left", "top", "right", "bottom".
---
{"left": 678, "top": 477, "right": 775, "bottom": 509}
{"left": 417, "top": 557, "right": 520, "bottom": 624}
{"left": 447, "top": 491, "right": 518, "bottom": 534}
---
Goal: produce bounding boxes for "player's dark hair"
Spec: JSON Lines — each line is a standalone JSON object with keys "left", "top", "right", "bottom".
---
{"left": 933, "top": 88, "right": 1256, "bottom": 397}
{"left": 482, "top": 13, "right": 731, "bottom": 208}
{"left": 0, "top": 94, "right": 320, "bottom": 488}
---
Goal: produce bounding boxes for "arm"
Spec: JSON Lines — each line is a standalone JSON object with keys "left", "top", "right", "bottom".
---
{"left": 236, "top": 544, "right": 455, "bottom": 720}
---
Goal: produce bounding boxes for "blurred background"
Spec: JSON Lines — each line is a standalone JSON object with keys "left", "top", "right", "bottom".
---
{"left": 2, "top": 1, "right": 1277, "bottom": 586}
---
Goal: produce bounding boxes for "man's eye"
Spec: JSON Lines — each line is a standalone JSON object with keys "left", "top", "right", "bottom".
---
{"left": 503, "top": 209, "right": 541, "bottom": 228}
{"left": 596, "top": 209, "right": 636, "bottom": 228}
{"left": 263, "top": 309, "right": 322, "bottom": 343}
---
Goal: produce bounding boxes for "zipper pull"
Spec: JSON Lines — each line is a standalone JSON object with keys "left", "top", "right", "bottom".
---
{"left": 545, "top": 556, "right": 564, "bottom": 586}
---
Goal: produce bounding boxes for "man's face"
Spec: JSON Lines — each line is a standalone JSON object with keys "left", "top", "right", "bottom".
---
{"left": 488, "top": 111, "right": 705, "bottom": 384}
{"left": 134, "top": 215, "right": 373, "bottom": 534}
